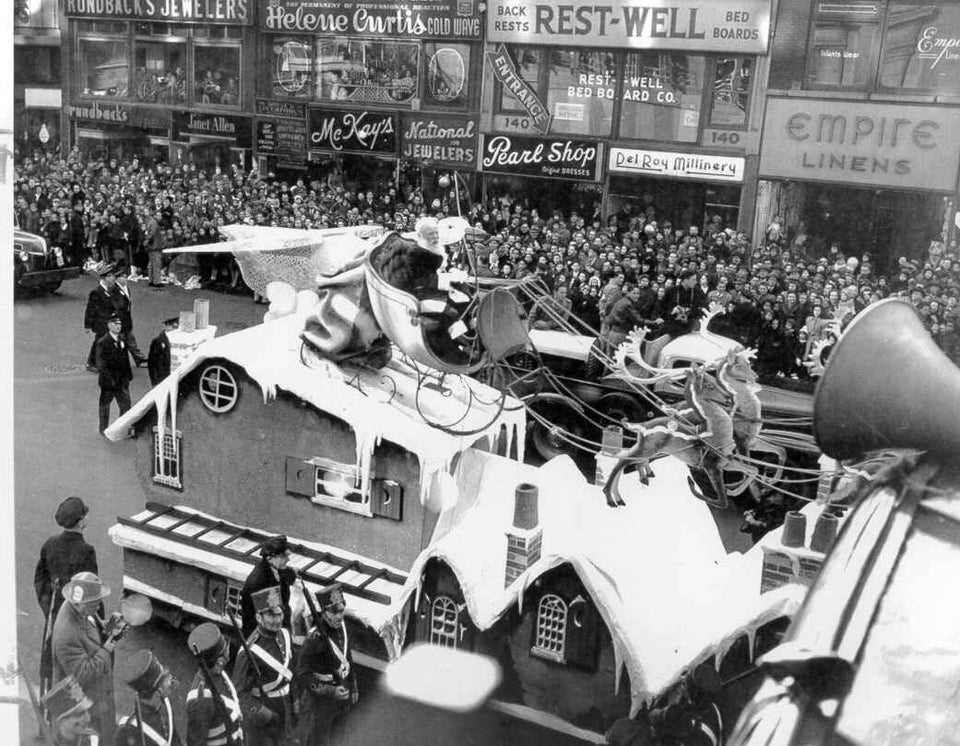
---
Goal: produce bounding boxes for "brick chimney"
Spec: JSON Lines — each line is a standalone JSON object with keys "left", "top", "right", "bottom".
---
{"left": 505, "top": 483, "right": 542, "bottom": 588}
{"left": 760, "top": 506, "right": 842, "bottom": 593}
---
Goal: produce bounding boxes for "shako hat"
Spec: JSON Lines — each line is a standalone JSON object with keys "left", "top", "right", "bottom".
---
{"left": 315, "top": 583, "right": 345, "bottom": 611}
{"left": 122, "top": 650, "right": 169, "bottom": 694}
{"left": 251, "top": 585, "right": 283, "bottom": 613}
{"left": 188, "top": 622, "right": 229, "bottom": 663}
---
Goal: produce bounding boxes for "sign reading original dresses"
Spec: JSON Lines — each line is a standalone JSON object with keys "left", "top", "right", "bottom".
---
{"left": 487, "top": 0, "right": 771, "bottom": 54}
{"left": 400, "top": 114, "right": 477, "bottom": 168}
{"left": 760, "top": 98, "right": 960, "bottom": 192}
{"left": 308, "top": 108, "right": 398, "bottom": 154}
{"left": 479, "top": 134, "right": 601, "bottom": 181}
{"left": 609, "top": 147, "right": 745, "bottom": 182}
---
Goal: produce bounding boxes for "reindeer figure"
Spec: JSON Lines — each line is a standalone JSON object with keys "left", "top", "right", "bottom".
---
{"left": 603, "top": 367, "right": 736, "bottom": 507}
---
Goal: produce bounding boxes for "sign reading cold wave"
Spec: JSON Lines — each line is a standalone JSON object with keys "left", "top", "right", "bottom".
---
{"left": 65, "top": 0, "right": 251, "bottom": 24}
{"left": 401, "top": 114, "right": 477, "bottom": 168}
{"left": 479, "top": 134, "right": 601, "bottom": 181}
{"left": 263, "top": 0, "right": 482, "bottom": 39}
{"left": 759, "top": 98, "right": 960, "bottom": 192}
{"left": 308, "top": 108, "right": 398, "bottom": 154}
{"left": 488, "top": 0, "right": 770, "bottom": 53}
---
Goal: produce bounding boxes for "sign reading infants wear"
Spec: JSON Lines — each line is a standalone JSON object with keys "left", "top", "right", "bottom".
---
{"left": 263, "top": 0, "right": 482, "bottom": 39}
{"left": 609, "top": 147, "right": 744, "bottom": 182}
{"left": 308, "top": 108, "right": 398, "bottom": 154}
{"left": 487, "top": 0, "right": 770, "bottom": 53}
{"left": 401, "top": 114, "right": 477, "bottom": 167}
{"left": 65, "top": 0, "right": 251, "bottom": 24}
{"left": 479, "top": 134, "right": 601, "bottom": 181}
{"left": 760, "top": 98, "right": 960, "bottom": 192}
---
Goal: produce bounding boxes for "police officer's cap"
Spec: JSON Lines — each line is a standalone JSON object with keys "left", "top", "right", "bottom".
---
{"left": 188, "top": 622, "right": 228, "bottom": 663}
{"left": 251, "top": 585, "right": 283, "bottom": 614}
{"left": 55, "top": 496, "right": 88, "bottom": 528}
{"left": 122, "top": 650, "right": 169, "bottom": 694}
{"left": 315, "top": 583, "right": 345, "bottom": 611}
{"left": 41, "top": 675, "right": 92, "bottom": 722}
{"left": 260, "top": 535, "right": 289, "bottom": 558}
{"left": 107, "top": 313, "right": 122, "bottom": 323}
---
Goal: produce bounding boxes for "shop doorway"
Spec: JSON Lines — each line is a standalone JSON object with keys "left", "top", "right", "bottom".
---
{"left": 607, "top": 176, "right": 741, "bottom": 234}
{"left": 482, "top": 175, "right": 603, "bottom": 220}
{"left": 308, "top": 153, "right": 398, "bottom": 195}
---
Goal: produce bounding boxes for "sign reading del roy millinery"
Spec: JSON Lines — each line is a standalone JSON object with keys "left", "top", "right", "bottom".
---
{"left": 308, "top": 108, "right": 398, "bottom": 154}
{"left": 479, "top": 134, "right": 601, "bottom": 181}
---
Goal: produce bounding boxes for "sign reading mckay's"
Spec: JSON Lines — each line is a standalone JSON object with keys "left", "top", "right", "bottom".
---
{"left": 760, "top": 98, "right": 960, "bottom": 192}
{"left": 609, "top": 147, "right": 744, "bottom": 182}
{"left": 488, "top": 0, "right": 771, "bottom": 54}
{"left": 308, "top": 107, "right": 398, "bottom": 154}
{"left": 479, "top": 134, "right": 601, "bottom": 181}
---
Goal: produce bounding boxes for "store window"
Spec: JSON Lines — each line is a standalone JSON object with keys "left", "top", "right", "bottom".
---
{"left": 315, "top": 38, "right": 419, "bottom": 105}
{"left": 497, "top": 46, "right": 542, "bottom": 112}
{"left": 423, "top": 43, "right": 471, "bottom": 109}
{"left": 879, "top": 2, "right": 960, "bottom": 94}
{"left": 133, "top": 37, "right": 187, "bottom": 104}
{"left": 620, "top": 53, "right": 705, "bottom": 143}
{"left": 805, "top": 1, "right": 882, "bottom": 88}
{"left": 546, "top": 50, "right": 617, "bottom": 137}
{"left": 709, "top": 57, "right": 753, "bottom": 128}
{"left": 78, "top": 38, "right": 130, "bottom": 97}
{"left": 269, "top": 37, "right": 314, "bottom": 99}
{"left": 194, "top": 44, "right": 241, "bottom": 107}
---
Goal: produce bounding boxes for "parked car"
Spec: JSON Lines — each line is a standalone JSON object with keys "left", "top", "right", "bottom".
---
{"left": 13, "top": 228, "right": 80, "bottom": 294}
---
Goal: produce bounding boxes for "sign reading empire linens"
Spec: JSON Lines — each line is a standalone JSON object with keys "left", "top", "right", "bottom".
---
{"left": 264, "top": 0, "right": 482, "bottom": 39}
{"left": 65, "top": 0, "right": 251, "bottom": 24}
{"left": 479, "top": 134, "right": 601, "bottom": 181}
{"left": 759, "top": 98, "right": 960, "bottom": 192}
{"left": 308, "top": 108, "right": 397, "bottom": 154}
{"left": 487, "top": 0, "right": 770, "bottom": 53}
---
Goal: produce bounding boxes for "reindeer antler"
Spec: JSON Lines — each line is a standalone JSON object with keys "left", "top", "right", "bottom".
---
{"left": 612, "top": 332, "right": 687, "bottom": 385}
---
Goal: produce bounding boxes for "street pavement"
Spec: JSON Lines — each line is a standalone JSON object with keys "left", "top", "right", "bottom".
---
{"left": 14, "top": 274, "right": 263, "bottom": 740}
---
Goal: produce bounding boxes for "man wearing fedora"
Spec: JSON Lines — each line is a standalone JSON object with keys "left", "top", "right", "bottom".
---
{"left": 116, "top": 650, "right": 182, "bottom": 746}
{"left": 84, "top": 262, "right": 120, "bottom": 372}
{"left": 40, "top": 674, "right": 99, "bottom": 746}
{"left": 186, "top": 623, "right": 244, "bottom": 746}
{"left": 95, "top": 313, "right": 135, "bottom": 435}
{"left": 52, "top": 572, "right": 122, "bottom": 744}
{"left": 294, "top": 584, "right": 357, "bottom": 746}
{"left": 241, "top": 536, "right": 295, "bottom": 636}
{"left": 233, "top": 586, "right": 295, "bottom": 745}
{"left": 34, "top": 497, "right": 99, "bottom": 695}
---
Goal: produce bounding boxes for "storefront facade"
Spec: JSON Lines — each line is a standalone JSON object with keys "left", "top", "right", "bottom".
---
{"left": 481, "top": 0, "right": 774, "bottom": 230}
{"left": 758, "top": 0, "right": 960, "bottom": 266}
{"left": 15, "top": 0, "right": 62, "bottom": 155}
{"left": 257, "top": 0, "right": 484, "bottom": 196}
{"left": 62, "top": 0, "right": 255, "bottom": 162}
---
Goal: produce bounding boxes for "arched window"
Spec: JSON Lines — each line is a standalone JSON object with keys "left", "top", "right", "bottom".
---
{"left": 429, "top": 595, "right": 460, "bottom": 648}
{"left": 532, "top": 593, "right": 567, "bottom": 662}
{"left": 199, "top": 364, "right": 238, "bottom": 413}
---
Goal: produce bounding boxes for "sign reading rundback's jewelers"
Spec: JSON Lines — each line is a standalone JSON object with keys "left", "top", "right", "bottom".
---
{"left": 487, "top": 0, "right": 770, "bottom": 53}
{"left": 479, "top": 134, "right": 601, "bottom": 181}
{"left": 308, "top": 108, "right": 397, "bottom": 154}
{"left": 263, "top": 0, "right": 482, "bottom": 39}
{"left": 400, "top": 114, "right": 477, "bottom": 168}
{"left": 759, "top": 98, "right": 960, "bottom": 192}
{"left": 65, "top": 0, "right": 251, "bottom": 24}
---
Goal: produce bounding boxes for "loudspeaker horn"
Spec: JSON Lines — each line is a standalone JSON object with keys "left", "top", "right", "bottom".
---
{"left": 813, "top": 298, "right": 960, "bottom": 460}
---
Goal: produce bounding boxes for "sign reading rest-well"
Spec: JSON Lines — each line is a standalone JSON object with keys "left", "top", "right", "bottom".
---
{"left": 487, "top": 0, "right": 770, "bottom": 53}
{"left": 759, "top": 98, "right": 960, "bottom": 192}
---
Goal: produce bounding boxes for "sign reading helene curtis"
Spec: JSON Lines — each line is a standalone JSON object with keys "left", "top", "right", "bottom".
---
{"left": 65, "top": 0, "right": 251, "bottom": 24}
{"left": 401, "top": 114, "right": 477, "bottom": 168}
{"left": 263, "top": 0, "right": 482, "bottom": 39}
{"left": 479, "top": 134, "right": 601, "bottom": 181}
{"left": 488, "top": 0, "right": 770, "bottom": 53}
{"left": 760, "top": 98, "right": 960, "bottom": 192}
{"left": 308, "top": 108, "right": 397, "bottom": 154}
{"left": 609, "top": 147, "right": 744, "bottom": 182}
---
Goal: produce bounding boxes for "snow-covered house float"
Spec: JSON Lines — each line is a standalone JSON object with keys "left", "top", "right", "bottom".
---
{"left": 105, "top": 231, "right": 809, "bottom": 743}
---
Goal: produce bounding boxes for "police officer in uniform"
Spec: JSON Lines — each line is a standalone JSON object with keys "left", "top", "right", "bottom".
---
{"left": 187, "top": 623, "right": 244, "bottom": 746}
{"left": 40, "top": 675, "right": 99, "bottom": 746}
{"left": 34, "top": 497, "right": 99, "bottom": 693}
{"left": 294, "top": 584, "right": 357, "bottom": 746}
{"left": 84, "top": 262, "right": 120, "bottom": 371}
{"left": 241, "top": 536, "right": 296, "bottom": 636}
{"left": 115, "top": 650, "right": 182, "bottom": 746}
{"left": 233, "top": 586, "right": 295, "bottom": 745}
{"left": 148, "top": 317, "right": 179, "bottom": 386}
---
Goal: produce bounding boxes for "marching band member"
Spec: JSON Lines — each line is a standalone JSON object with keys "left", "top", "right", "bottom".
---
{"left": 186, "top": 623, "right": 244, "bottom": 746}
{"left": 115, "top": 650, "right": 181, "bottom": 746}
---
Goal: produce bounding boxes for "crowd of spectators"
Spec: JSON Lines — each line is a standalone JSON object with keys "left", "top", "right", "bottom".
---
{"left": 14, "top": 148, "right": 960, "bottom": 379}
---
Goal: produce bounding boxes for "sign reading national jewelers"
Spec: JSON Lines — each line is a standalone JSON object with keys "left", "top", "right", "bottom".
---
{"left": 479, "top": 134, "right": 601, "bottom": 181}
{"left": 401, "top": 114, "right": 477, "bottom": 168}
{"left": 487, "top": 43, "right": 552, "bottom": 134}
{"left": 263, "top": 0, "right": 482, "bottom": 39}
{"left": 65, "top": 0, "right": 251, "bottom": 24}
{"left": 609, "top": 147, "right": 744, "bottom": 182}
{"left": 308, "top": 108, "right": 397, "bottom": 154}
{"left": 759, "top": 98, "right": 960, "bottom": 192}
{"left": 488, "top": 0, "right": 770, "bottom": 53}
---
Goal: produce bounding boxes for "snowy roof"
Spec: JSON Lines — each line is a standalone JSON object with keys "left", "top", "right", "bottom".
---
{"left": 399, "top": 450, "right": 804, "bottom": 715}
{"left": 104, "top": 312, "right": 525, "bottom": 505}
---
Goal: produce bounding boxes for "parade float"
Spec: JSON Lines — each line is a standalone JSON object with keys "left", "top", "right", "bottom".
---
{"left": 104, "top": 223, "right": 836, "bottom": 743}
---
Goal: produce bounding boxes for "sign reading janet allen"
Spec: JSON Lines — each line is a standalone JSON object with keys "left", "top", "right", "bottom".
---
{"left": 488, "top": 0, "right": 770, "bottom": 53}
{"left": 760, "top": 98, "right": 960, "bottom": 192}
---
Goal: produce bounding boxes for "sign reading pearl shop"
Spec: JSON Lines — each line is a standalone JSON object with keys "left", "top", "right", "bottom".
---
{"left": 308, "top": 108, "right": 398, "bottom": 154}
{"left": 479, "top": 134, "right": 602, "bottom": 181}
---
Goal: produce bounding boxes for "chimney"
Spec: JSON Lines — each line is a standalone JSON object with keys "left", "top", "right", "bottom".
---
{"left": 594, "top": 425, "right": 624, "bottom": 487}
{"left": 505, "top": 483, "right": 542, "bottom": 588}
{"left": 760, "top": 506, "right": 842, "bottom": 593}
